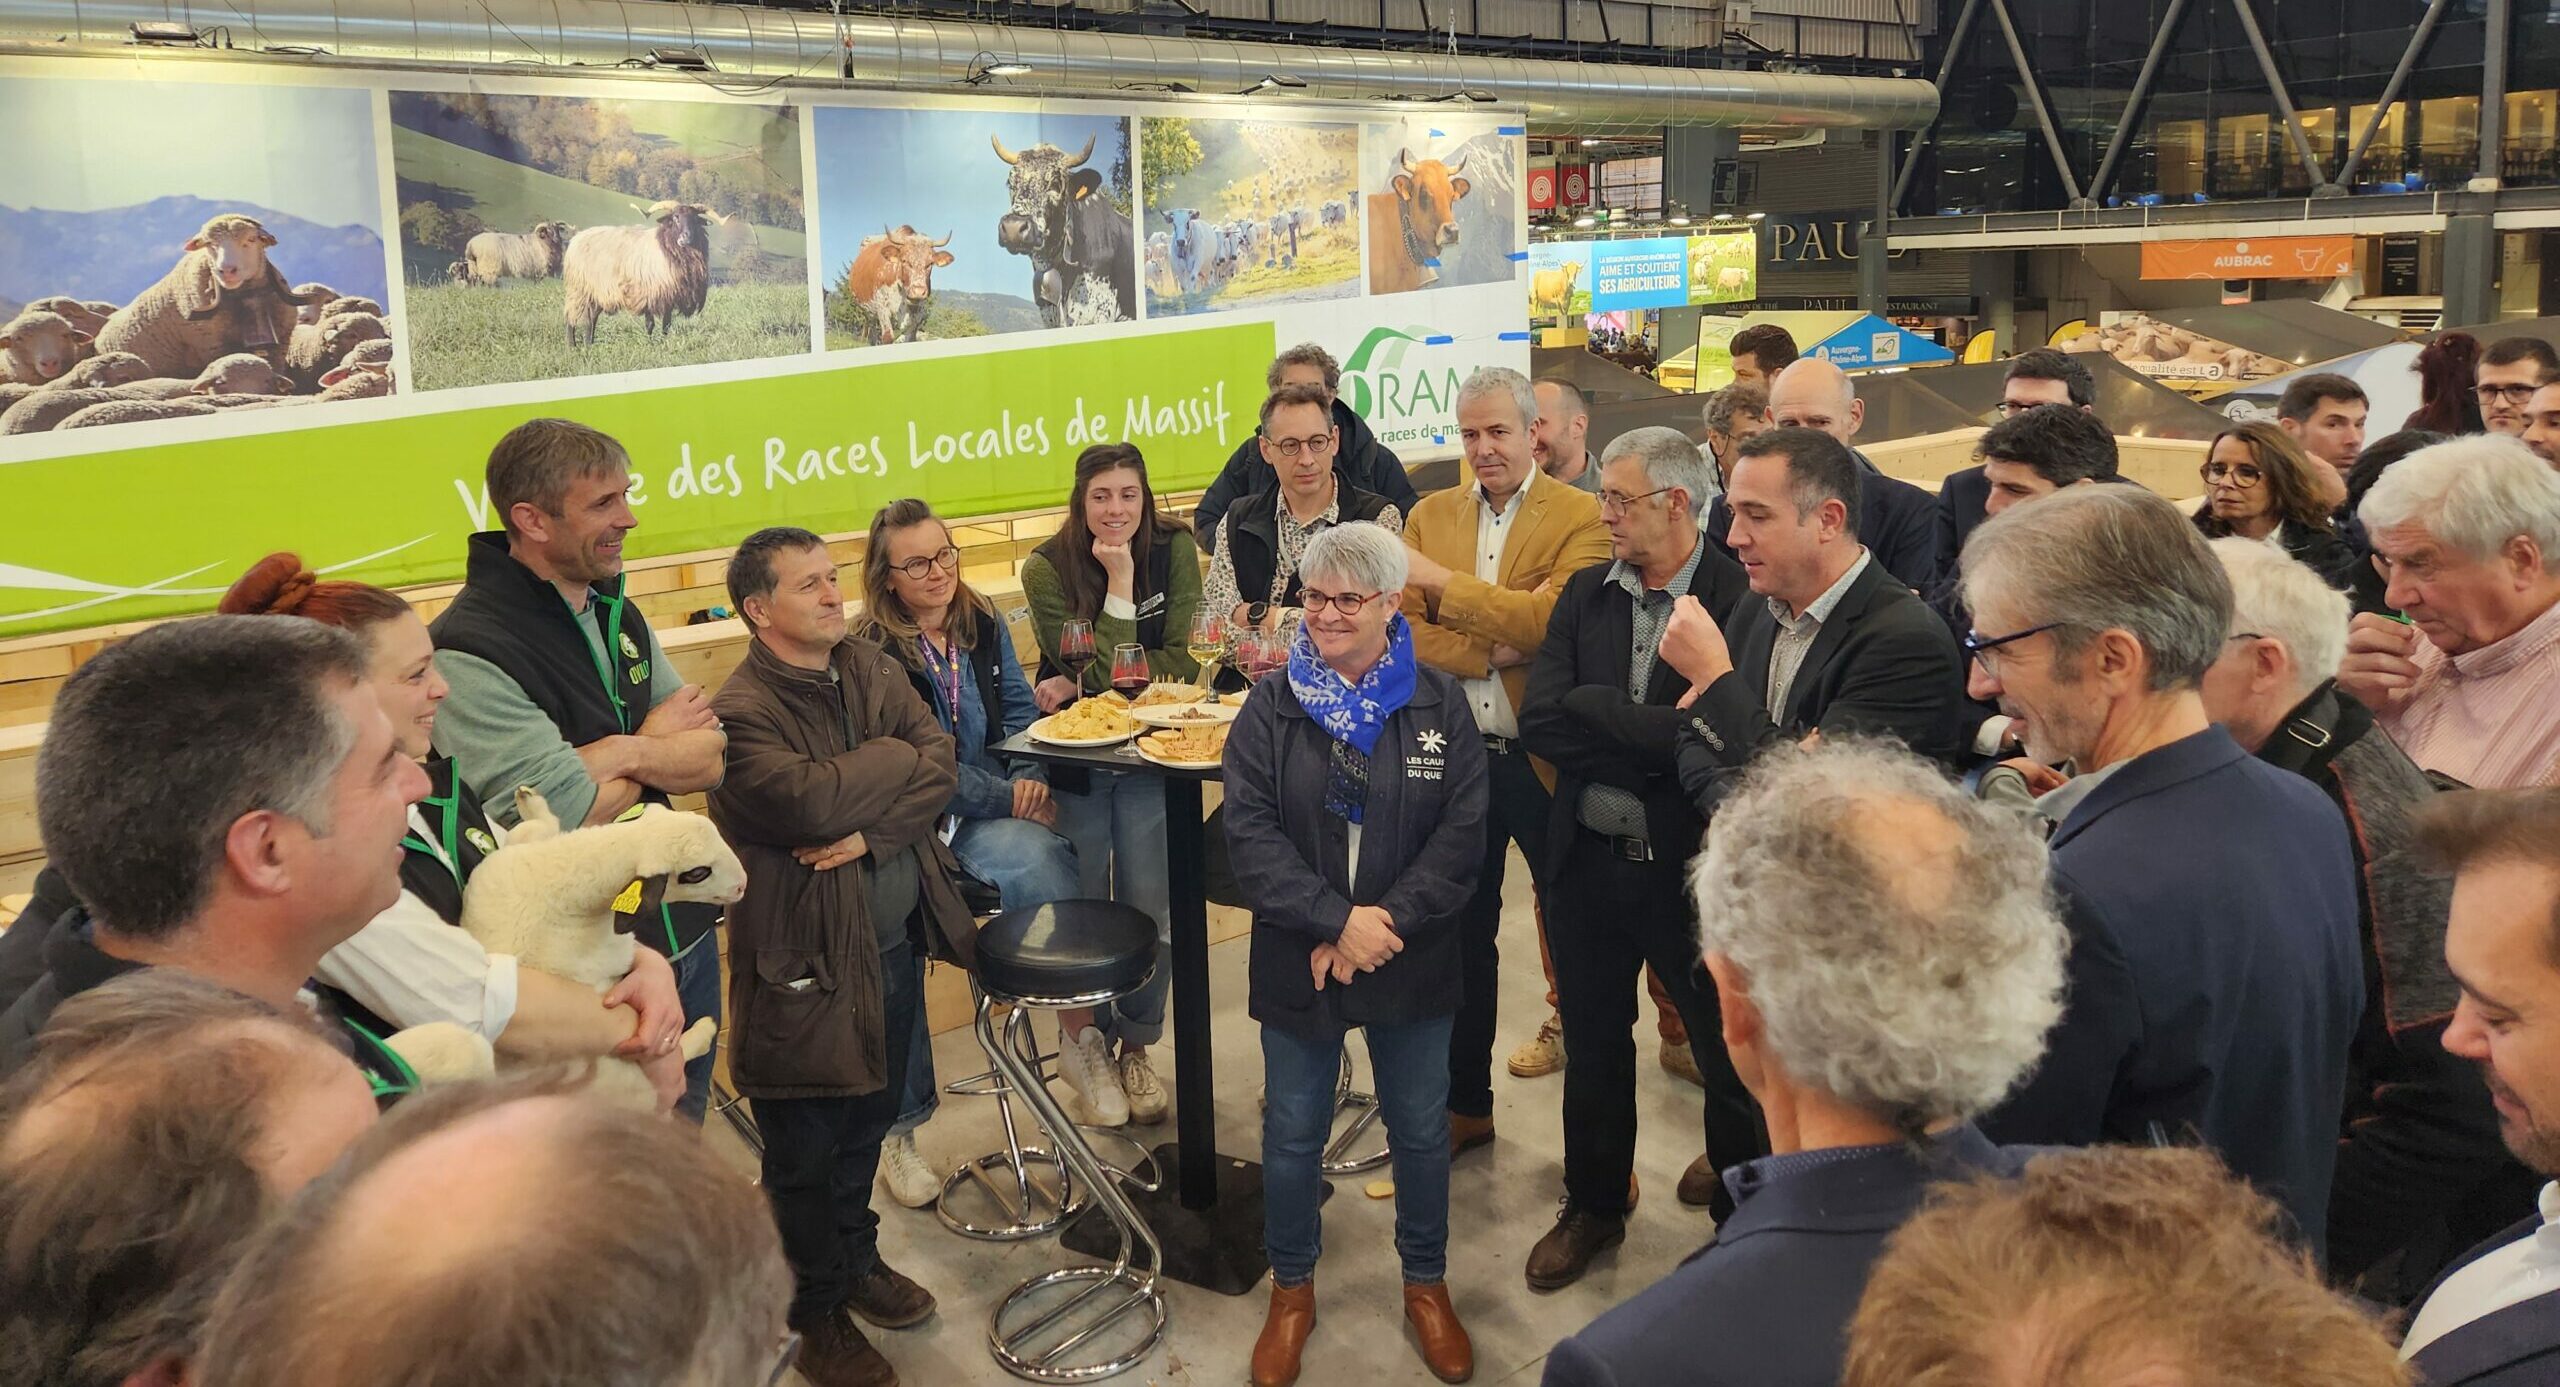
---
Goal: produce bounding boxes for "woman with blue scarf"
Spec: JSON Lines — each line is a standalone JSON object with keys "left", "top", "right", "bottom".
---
{"left": 1222, "top": 523, "right": 1490, "bottom": 1387}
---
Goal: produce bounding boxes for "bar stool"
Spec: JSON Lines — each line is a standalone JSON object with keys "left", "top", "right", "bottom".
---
{"left": 1321, "top": 1046, "right": 1391, "bottom": 1175}
{"left": 975, "top": 900, "right": 1169, "bottom": 1383}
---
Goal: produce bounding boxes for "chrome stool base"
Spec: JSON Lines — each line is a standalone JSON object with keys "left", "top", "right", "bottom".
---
{"left": 1321, "top": 1047, "right": 1391, "bottom": 1176}
{"left": 991, "top": 1266, "right": 1170, "bottom": 1384}
{"left": 939, "top": 1147, "right": 1076, "bottom": 1241}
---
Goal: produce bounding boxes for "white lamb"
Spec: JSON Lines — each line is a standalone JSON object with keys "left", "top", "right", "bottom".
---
{"left": 386, "top": 789, "right": 745, "bottom": 1109}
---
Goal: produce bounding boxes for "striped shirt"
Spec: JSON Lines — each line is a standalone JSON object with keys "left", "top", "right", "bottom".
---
{"left": 2381, "top": 597, "right": 2560, "bottom": 789}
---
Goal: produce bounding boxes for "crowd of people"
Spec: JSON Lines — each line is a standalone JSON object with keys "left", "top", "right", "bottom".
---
{"left": 3, "top": 330, "right": 2560, "bottom": 1387}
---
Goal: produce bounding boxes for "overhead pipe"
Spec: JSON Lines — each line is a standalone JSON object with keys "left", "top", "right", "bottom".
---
{"left": 0, "top": 0, "right": 1939, "bottom": 135}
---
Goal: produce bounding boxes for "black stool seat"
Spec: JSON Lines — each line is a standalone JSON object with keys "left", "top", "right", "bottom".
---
{"left": 977, "top": 900, "right": 1158, "bottom": 1002}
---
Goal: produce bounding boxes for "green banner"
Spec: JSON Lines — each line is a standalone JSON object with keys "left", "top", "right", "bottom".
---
{"left": 2, "top": 322, "right": 1271, "bottom": 630}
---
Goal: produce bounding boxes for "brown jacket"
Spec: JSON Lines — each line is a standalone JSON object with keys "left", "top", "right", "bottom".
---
{"left": 709, "top": 635, "right": 979, "bottom": 1101}
{"left": 1400, "top": 468, "right": 1613, "bottom": 790}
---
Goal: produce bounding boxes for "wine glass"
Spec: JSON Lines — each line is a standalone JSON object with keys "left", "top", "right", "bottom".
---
{"left": 1109, "top": 643, "right": 1150, "bottom": 701}
{"left": 1056, "top": 618, "right": 1096, "bottom": 693}
{"left": 1240, "top": 628, "right": 1287, "bottom": 684}
{"left": 1188, "top": 608, "right": 1229, "bottom": 686}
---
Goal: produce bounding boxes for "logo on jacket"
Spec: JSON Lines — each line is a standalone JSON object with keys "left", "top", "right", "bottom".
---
{"left": 618, "top": 632, "right": 641, "bottom": 660}
{"left": 1417, "top": 728, "right": 1448, "bottom": 755}
{"left": 464, "top": 827, "right": 498, "bottom": 855}
{"left": 1410, "top": 725, "right": 1447, "bottom": 781}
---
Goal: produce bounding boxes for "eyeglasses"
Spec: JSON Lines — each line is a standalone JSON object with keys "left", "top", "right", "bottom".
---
{"left": 1597, "top": 484, "right": 1678, "bottom": 516}
{"left": 1265, "top": 431, "right": 1337, "bottom": 459}
{"left": 888, "top": 546, "right": 960, "bottom": 580}
{"left": 765, "top": 1331, "right": 804, "bottom": 1387}
{"left": 2200, "top": 461, "right": 2264, "bottom": 488}
{"left": 2227, "top": 630, "right": 2266, "bottom": 643}
{"left": 1961, "top": 621, "right": 2062, "bottom": 672}
{"left": 1299, "top": 588, "right": 1382, "bottom": 615}
{"left": 2476, "top": 383, "right": 2540, "bottom": 405}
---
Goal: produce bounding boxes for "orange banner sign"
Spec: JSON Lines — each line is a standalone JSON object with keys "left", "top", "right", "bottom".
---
{"left": 2141, "top": 236, "right": 2358, "bottom": 281}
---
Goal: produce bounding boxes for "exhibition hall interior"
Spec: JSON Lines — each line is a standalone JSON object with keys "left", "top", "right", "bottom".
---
{"left": 7, "top": 0, "right": 2560, "bottom": 1383}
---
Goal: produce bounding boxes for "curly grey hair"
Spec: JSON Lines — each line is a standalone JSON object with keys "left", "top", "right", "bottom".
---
{"left": 1689, "top": 738, "right": 2066, "bottom": 1130}
{"left": 1298, "top": 520, "right": 1409, "bottom": 597}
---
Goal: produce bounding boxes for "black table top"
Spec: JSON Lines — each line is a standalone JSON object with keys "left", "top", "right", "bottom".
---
{"left": 992, "top": 728, "right": 1226, "bottom": 782}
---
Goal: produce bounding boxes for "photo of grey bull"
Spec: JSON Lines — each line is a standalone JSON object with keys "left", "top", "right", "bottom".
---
{"left": 993, "top": 133, "right": 1136, "bottom": 328}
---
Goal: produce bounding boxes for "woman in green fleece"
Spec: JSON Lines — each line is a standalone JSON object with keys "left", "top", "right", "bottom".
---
{"left": 1015, "top": 443, "right": 1198, "bottom": 1127}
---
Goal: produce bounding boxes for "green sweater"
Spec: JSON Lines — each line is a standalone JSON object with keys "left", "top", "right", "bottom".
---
{"left": 1020, "top": 529, "right": 1204, "bottom": 695}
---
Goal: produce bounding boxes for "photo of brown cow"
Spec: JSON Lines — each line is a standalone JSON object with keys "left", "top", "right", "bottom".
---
{"left": 1361, "top": 118, "right": 1520, "bottom": 298}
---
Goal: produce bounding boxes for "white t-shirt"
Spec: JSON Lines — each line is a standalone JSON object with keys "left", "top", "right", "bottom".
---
{"left": 2403, "top": 1181, "right": 2560, "bottom": 1359}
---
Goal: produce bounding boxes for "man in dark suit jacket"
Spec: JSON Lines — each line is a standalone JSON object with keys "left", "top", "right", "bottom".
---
{"left": 1657, "top": 427, "right": 1969, "bottom": 821}
{"left": 1931, "top": 347, "right": 2101, "bottom": 591}
{"left": 1542, "top": 739, "right": 2063, "bottom": 1387}
{"left": 1962, "top": 486, "right": 2363, "bottom": 1260}
{"left": 1700, "top": 357, "right": 1938, "bottom": 590}
{"left": 1518, "top": 427, "right": 1757, "bottom": 1289}
{"left": 2394, "top": 787, "right": 2560, "bottom": 1386}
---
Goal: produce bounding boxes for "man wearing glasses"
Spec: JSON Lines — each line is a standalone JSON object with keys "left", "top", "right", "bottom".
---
{"left": 1519, "top": 426, "right": 1757, "bottom": 1288}
{"left": 1933, "top": 348, "right": 2099, "bottom": 592}
{"left": 1960, "top": 484, "right": 2363, "bottom": 1262}
{"left": 1192, "top": 343, "right": 1418, "bottom": 551}
{"left": 2474, "top": 337, "right": 2560, "bottom": 438}
{"left": 1202, "top": 382, "right": 1404, "bottom": 639}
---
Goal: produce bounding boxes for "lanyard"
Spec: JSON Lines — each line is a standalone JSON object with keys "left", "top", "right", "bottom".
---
{"left": 400, "top": 782, "right": 464, "bottom": 890}
{"left": 918, "top": 631, "right": 964, "bottom": 728}
{"left": 341, "top": 1015, "right": 420, "bottom": 1102}
{"left": 577, "top": 590, "right": 632, "bottom": 732}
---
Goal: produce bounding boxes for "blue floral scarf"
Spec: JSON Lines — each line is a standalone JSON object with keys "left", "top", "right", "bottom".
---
{"left": 1286, "top": 613, "right": 1418, "bottom": 824}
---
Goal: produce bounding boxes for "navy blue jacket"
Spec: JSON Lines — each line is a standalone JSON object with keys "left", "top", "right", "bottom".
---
{"left": 1222, "top": 658, "right": 1488, "bottom": 1037}
{"left": 1932, "top": 463, "right": 1992, "bottom": 592}
{"left": 2407, "top": 1210, "right": 2560, "bottom": 1385}
{"left": 1706, "top": 449, "right": 1941, "bottom": 593}
{"left": 1980, "top": 726, "right": 2363, "bottom": 1258}
{"left": 1541, "top": 1125, "right": 2030, "bottom": 1387}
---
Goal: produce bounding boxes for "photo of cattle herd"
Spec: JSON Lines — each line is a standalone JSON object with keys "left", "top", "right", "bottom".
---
{"left": 1, "top": 74, "right": 1523, "bottom": 443}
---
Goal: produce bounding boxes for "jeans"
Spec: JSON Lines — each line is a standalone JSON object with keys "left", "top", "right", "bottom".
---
{"left": 1051, "top": 771, "right": 1170, "bottom": 1047}
{"left": 887, "top": 814, "right": 1088, "bottom": 1135}
{"left": 1262, "top": 1016, "right": 1455, "bottom": 1288}
{"left": 1451, "top": 747, "right": 1551, "bottom": 1120}
{"left": 673, "top": 934, "right": 722, "bottom": 1125}
{"left": 757, "top": 937, "right": 923, "bottom": 1326}
{"left": 1549, "top": 832, "right": 1766, "bottom": 1223}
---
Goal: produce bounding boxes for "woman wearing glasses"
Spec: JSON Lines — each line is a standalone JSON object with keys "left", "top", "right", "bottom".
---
{"left": 2194, "top": 422, "right": 2386, "bottom": 613}
{"left": 1222, "top": 523, "right": 1487, "bottom": 1387}
{"left": 853, "top": 498, "right": 1083, "bottom": 1203}
{"left": 1017, "top": 443, "right": 1198, "bottom": 1127}
{"left": 1204, "top": 382, "right": 1405, "bottom": 644}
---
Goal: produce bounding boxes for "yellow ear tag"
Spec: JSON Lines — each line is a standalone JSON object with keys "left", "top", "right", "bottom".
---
{"left": 611, "top": 879, "right": 646, "bottom": 915}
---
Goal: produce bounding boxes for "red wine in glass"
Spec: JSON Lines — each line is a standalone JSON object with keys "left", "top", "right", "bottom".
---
{"left": 1109, "top": 643, "right": 1149, "bottom": 700}
{"left": 1057, "top": 618, "right": 1096, "bottom": 688}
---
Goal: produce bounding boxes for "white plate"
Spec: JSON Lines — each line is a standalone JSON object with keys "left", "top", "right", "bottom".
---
{"left": 1129, "top": 700, "right": 1238, "bottom": 728}
{"left": 1028, "top": 712, "right": 1141, "bottom": 747}
{"left": 1134, "top": 740, "right": 1224, "bottom": 770}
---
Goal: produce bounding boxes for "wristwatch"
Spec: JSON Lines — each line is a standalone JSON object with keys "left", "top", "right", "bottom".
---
{"left": 1244, "top": 601, "right": 1271, "bottom": 627}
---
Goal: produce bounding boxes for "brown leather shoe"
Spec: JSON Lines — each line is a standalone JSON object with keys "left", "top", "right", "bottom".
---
{"left": 1449, "top": 1111, "right": 1496, "bottom": 1158}
{"left": 792, "top": 1307, "right": 898, "bottom": 1387}
{"left": 1403, "top": 1282, "right": 1475, "bottom": 1382}
{"left": 1524, "top": 1204, "right": 1626, "bottom": 1291}
{"left": 846, "top": 1263, "right": 936, "bottom": 1329}
{"left": 1251, "top": 1279, "right": 1317, "bottom": 1387}
{"left": 1677, "top": 1152, "right": 1721, "bottom": 1208}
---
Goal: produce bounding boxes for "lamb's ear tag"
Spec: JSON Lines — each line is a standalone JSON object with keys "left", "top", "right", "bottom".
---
{"left": 611, "top": 878, "right": 646, "bottom": 915}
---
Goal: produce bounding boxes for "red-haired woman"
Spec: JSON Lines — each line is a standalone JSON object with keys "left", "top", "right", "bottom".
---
{"left": 220, "top": 553, "right": 689, "bottom": 1105}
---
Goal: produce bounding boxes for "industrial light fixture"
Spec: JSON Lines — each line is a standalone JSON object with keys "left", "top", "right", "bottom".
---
{"left": 644, "top": 46, "right": 713, "bottom": 71}
{"left": 1238, "top": 73, "right": 1307, "bottom": 93}
{"left": 1668, "top": 207, "right": 1693, "bottom": 226}
{"left": 1580, "top": 137, "right": 1602, "bottom": 147}
{"left": 129, "top": 20, "right": 204, "bottom": 44}
{"left": 1746, "top": 211, "right": 1767, "bottom": 220}
{"left": 967, "top": 52, "right": 1034, "bottom": 83}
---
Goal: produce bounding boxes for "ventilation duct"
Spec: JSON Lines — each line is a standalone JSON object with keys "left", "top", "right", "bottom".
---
{"left": 0, "top": 0, "right": 1938, "bottom": 135}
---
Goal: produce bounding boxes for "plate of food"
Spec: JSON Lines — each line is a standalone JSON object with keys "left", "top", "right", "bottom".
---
{"left": 1129, "top": 698, "right": 1238, "bottom": 728}
{"left": 1029, "top": 697, "right": 1142, "bottom": 746}
{"left": 1135, "top": 724, "right": 1228, "bottom": 769}
{"left": 1219, "top": 690, "right": 1250, "bottom": 708}
{"left": 1125, "top": 681, "right": 1205, "bottom": 709}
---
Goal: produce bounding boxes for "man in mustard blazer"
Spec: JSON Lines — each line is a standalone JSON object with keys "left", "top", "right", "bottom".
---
{"left": 1402, "top": 366, "right": 1613, "bottom": 1158}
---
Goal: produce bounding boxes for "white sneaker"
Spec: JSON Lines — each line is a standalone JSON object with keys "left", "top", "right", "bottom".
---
{"left": 1120, "top": 1050, "right": 1169, "bottom": 1124}
{"left": 878, "top": 1130, "right": 941, "bottom": 1210}
{"left": 1058, "top": 1026, "right": 1130, "bottom": 1127}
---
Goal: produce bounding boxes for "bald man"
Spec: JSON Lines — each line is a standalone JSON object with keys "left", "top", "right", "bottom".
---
{"left": 193, "top": 1079, "right": 797, "bottom": 1387}
{"left": 1703, "top": 359, "right": 1941, "bottom": 591}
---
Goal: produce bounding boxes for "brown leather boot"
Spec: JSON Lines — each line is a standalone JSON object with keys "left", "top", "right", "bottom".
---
{"left": 1251, "top": 1279, "right": 1317, "bottom": 1387}
{"left": 792, "top": 1307, "right": 898, "bottom": 1387}
{"left": 1449, "top": 1111, "right": 1496, "bottom": 1158}
{"left": 1677, "top": 1152, "right": 1721, "bottom": 1208}
{"left": 1525, "top": 1203, "right": 1627, "bottom": 1291}
{"left": 1403, "top": 1282, "right": 1475, "bottom": 1383}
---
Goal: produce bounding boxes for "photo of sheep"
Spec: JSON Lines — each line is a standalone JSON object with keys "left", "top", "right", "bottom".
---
{"left": 812, "top": 108, "right": 1134, "bottom": 351}
{"left": 0, "top": 77, "right": 397, "bottom": 437}
{"left": 1141, "top": 116, "right": 1361, "bottom": 318}
{"left": 390, "top": 90, "right": 809, "bottom": 390}
{"left": 1360, "top": 118, "right": 1518, "bottom": 297}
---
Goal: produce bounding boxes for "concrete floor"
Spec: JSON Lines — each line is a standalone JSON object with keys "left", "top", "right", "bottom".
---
{"left": 710, "top": 848, "right": 1723, "bottom": 1387}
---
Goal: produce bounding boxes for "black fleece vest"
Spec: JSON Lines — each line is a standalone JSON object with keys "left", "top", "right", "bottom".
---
{"left": 1027, "top": 534, "right": 1176, "bottom": 685}
{"left": 1225, "top": 483, "right": 1397, "bottom": 612}
{"left": 399, "top": 758, "right": 499, "bottom": 929}
{"left": 429, "top": 532, "right": 714, "bottom": 956}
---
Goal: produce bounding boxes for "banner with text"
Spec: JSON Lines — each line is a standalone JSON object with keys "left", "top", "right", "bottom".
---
{"left": 0, "top": 58, "right": 1528, "bottom": 633}
{"left": 2139, "top": 236, "right": 2357, "bottom": 281}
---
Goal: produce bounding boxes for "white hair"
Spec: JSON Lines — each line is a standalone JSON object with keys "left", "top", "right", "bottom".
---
{"left": 2208, "top": 537, "right": 2350, "bottom": 701}
{"left": 1690, "top": 738, "right": 2065, "bottom": 1128}
{"left": 1298, "top": 521, "right": 1408, "bottom": 595}
{"left": 1601, "top": 426, "right": 1718, "bottom": 515}
{"left": 1456, "top": 366, "right": 1539, "bottom": 428}
{"left": 2358, "top": 433, "right": 2560, "bottom": 573}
